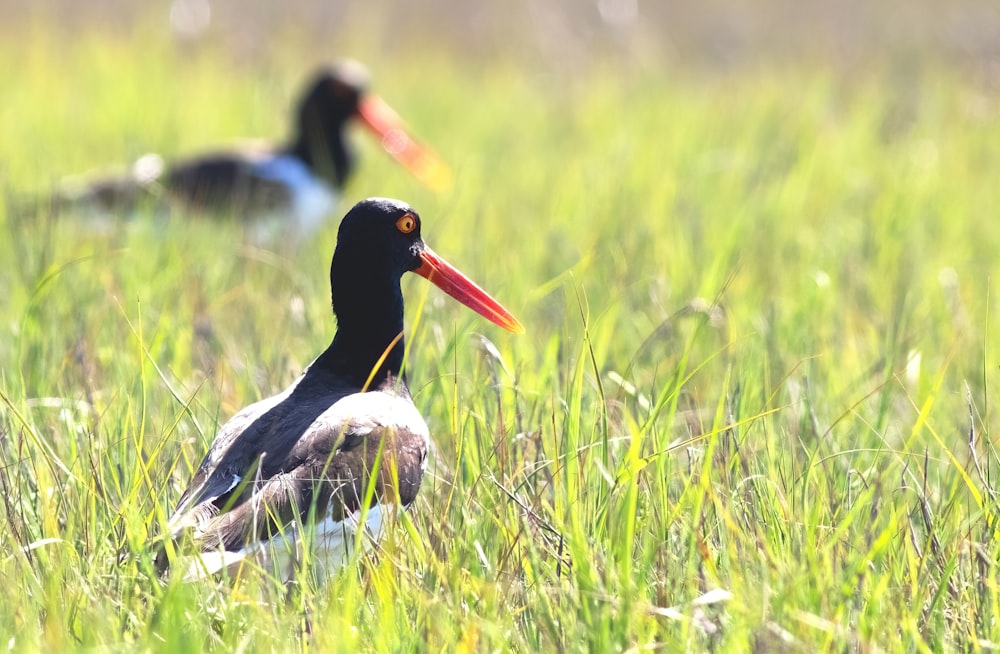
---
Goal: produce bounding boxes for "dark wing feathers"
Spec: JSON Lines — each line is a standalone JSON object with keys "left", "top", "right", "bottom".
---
{"left": 167, "top": 377, "right": 341, "bottom": 531}
{"left": 192, "top": 418, "right": 427, "bottom": 553}
{"left": 164, "top": 151, "right": 293, "bottom": 213}
{"left": 160, "top": 372, "right": 429, "bottom": 571}
{"left": 168, "top": 390, "right": 294, "bottom": 526}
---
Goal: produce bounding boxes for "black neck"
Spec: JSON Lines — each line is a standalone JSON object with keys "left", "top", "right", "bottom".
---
{"left": 318, "top": 273, "right": 407, "bottom": 387}
{"left": 287, "top": 119, "right": 353, "bottom": 188}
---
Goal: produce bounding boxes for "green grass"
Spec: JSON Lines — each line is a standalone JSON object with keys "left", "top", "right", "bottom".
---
{"left": 2, "top": 13, "right": 1000, "bottom": 652}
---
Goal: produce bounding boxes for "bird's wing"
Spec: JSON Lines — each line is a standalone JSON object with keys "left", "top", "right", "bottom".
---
{"left": 171, "top": 390, "right": 429, "bottom": 553}
{"left": 163, "top": 149, "right": 293, "bottom": 212}
{"left": 166, "top": 393, "right": 290, "bottom": 533}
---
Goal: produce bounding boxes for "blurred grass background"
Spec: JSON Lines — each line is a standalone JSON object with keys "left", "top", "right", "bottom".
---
{"left": 2, "top": 0, "right": 1000, "bottom": 651}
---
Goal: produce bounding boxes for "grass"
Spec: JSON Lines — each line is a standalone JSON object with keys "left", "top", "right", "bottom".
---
{"left": 2, "top": 10, "right": 1000, "bottom": 652}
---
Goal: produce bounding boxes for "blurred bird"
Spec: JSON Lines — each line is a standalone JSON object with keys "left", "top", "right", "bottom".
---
{"left": 57, "top": 61, "right": 450, "bottom": 235}
{"left": 156, "top": 197, "right": 522, "bottom": 582}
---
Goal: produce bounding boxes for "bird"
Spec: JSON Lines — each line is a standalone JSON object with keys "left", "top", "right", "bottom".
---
{"left": 156, "top": 197, "right": 522, "bottom": 582}
{"left": 58, "top": 61, "right": 450, "bottom": 235}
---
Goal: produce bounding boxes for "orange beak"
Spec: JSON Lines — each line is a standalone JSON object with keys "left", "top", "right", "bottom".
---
{"left": 356, "top": 95, "right": 452, "bottom": 192}
{"left": 414, "top": 246, "right": 524, "bottom": 334}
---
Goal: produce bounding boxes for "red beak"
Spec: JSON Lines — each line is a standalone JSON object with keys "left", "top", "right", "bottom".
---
{"left": 414, "top": 246, "right": 524, "bottom": 334}
{"left": 356, "top": 95, "right": 452, "bottom": 192}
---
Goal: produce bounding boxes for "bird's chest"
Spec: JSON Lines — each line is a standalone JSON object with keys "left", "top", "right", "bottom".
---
{"left": 253, "top": 425, "right": 428, "bottom": 583}
{"left": 312, "top": 389, "right": 431, "bottom": 501}
{"left": 250, "top": 155, "right": 338, "bottom": 234}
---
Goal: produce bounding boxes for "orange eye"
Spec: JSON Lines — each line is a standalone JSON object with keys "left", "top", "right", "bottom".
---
{"left": 395, "top": 213, "right": 417, "bottom": 234}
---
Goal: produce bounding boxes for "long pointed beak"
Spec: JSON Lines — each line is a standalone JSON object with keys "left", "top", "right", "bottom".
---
{"left": 414, "top": 246, "right": 524, "bottom": 334}
{"left": 356, "top": 95, "right": 452, "bottom": 192}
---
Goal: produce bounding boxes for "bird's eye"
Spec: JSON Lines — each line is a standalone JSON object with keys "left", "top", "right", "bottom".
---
{"left": 395, "top": 214, "right": 417, "bottom": 234}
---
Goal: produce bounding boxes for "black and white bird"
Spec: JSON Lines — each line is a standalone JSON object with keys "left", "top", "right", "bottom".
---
{"left": 61, "top": 61, "right": 449, "bottom": 235}
{"left": 157, "top": 197, "right": 522, "bottom": 581}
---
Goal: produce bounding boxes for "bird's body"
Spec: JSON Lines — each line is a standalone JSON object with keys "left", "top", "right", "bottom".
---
{"left": 169, "top": 370, "right": 428, "bottom": 581}
{"left": 161, "top": 148, "right": 339, "bottom": 235}
{"left": 159, "top": 198, "right": 521, "bottom": 581}
{"left": 60, "top": 61, "right": 449, "bottom": 236}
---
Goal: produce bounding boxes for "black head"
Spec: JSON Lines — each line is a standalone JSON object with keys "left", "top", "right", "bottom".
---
{"left": 321, "top": 197, "right": 521, "bottom": 384}
{"left": 291, "top": 60, "right": 371, "bottom": 186}
{"left": 331, "top": 197, "right": 424, "bottom": 287}
{"left": 297, "top": 60, "right": 370, "bottom": 126}
{"left": 329, "top": 197, "right": 523, "bottom": 340}
{"left": 291, "top": 60, "right": 451, "bottom": 192}
{"left": 323, "top": 198, "right": 424, "bottom": 383}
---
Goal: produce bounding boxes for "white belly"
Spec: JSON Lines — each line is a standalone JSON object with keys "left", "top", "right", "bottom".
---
{"left": 182, "top": 503, "right": 393, "bottom": 583}
{"left": 250, "top": 154, "right": 338, "bottom": 237}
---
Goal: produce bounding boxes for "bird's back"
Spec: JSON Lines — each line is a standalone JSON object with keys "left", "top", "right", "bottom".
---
{"left": 162, "top": 368, "right": 429, "bottom": 581}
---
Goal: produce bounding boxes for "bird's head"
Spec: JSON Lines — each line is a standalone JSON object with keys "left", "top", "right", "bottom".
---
{"left": 297, "top": 60, "right": 451, "bottom": 190}
{"left": 331, "top": 198, "right": 523, "bottom": 333}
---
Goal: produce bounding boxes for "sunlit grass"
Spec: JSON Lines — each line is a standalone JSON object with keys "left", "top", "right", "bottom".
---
{"left": 1, "top": 13, "right": 1000, "bottom": 652}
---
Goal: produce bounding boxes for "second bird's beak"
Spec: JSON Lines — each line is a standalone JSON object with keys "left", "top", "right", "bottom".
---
{"left": 357, "top": 95, "right": 452, "bottom": 192}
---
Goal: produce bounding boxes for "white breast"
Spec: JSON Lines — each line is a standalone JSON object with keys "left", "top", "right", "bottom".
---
{"left": 251, "top": 154, "right": 338, "bottom": 236}
{"left": 309, "top": 390, "right": 431, "bottom": 444}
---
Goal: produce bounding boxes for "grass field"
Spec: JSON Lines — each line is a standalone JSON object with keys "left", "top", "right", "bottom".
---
{"left": 2, "top": 6, "right": 1000, "bottom": 651}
